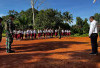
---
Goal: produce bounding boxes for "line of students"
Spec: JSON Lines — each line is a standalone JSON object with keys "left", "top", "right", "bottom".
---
{"left": 13, "top": 29, "right": 71, "bottom": 40}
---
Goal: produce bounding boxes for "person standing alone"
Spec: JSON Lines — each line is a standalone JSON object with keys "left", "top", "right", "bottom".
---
{"left": 89, "top": 16, "right": 98, "bottom": 55}
{"left": 0, "top": 17, "right": 3, "bottom": 46}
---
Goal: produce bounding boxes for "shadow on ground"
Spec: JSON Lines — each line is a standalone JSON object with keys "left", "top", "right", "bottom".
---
{"left": 13, "top": 41, "right": 89, "bottom": 52}
{"left": 1, "top": 41, "right": 100, "bottom": 68}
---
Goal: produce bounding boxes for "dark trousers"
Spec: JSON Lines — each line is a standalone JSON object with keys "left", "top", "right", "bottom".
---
{"left": 90, "top": 33, "right": 98, "bottom": 53}
{"left": 59, "top": 33, "right": 61, "bottom": 39}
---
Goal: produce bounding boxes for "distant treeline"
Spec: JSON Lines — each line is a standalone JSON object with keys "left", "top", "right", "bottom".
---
{"left": 1, "top": 8, "right": 100, "bottom": 35}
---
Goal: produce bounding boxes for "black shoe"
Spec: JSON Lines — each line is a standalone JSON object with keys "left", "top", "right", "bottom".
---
{"left": 89, "top": 53, "right": 98, "bottom": 55}
{"left": 7, "top": 50, "right": 15, "bottom": 53}
{"left": 10, "top": 50, "right": 15, "bottom": 53}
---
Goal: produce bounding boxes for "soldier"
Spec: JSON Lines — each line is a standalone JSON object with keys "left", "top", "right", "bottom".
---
{"left": 5, "top": 15, "right": 15, "bottom": 53}
{"left": 58, "top": 26, "right": 62, "bottom": 39}
{"left": 0, "top": 17, "right": 3, "bottom": 44}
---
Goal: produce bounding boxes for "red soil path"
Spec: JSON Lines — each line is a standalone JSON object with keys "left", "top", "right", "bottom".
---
{"left": 0, "top": 37, "right": 100, "bottom": 68}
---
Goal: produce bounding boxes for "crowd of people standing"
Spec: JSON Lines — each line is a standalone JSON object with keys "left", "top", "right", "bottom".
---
{"left": 13, "top": 29, "right": 71, "bottom": 40}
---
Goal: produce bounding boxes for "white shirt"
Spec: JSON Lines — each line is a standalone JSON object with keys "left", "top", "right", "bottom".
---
{"left": 30, "top": 30, "right": 33, "bottom": 34}
{"left": 48, "top": 30, "right": 51, "bottom": 33}
{"left": 55, "top": 30, "right": 58, "bottom": 32}
{"left": 27, "top": 30, "right": 31, "bottom": 34}
{"left": 21, "top": 31, "right": 24, "bottom": 34}
{"left": 34, "top": 30, "right": 36, "bottom": 33}
{"left": 38, "top": 30, "right": 40, "bottom": 33}
{"left": 51, "top": 30, "right": 53, "bottom": 33}
{"left": 43, "top": 30, "right": 46, "bottom": 33}
{"left": 18, "top": 30, "right": 21, "bottom": 34}
{"left": 67, "top": 30, "right": 69, "bottom": 33}
{"left": 65, "top": 30, "right": 67, "bottom": 32}
{"left": 40, "top": 30, "right": 42, "bottom": 33}
{"left": 62, "top": 30, "right": 64, "bottom": 33}
{"left": 24, "top": 31, "right": 27, "bottom": 34}
{"left": 68, "top": 30, "right": 71, "bottom": 33}
{"left": 89, "top": 20, "right": 98, "bottom": 37}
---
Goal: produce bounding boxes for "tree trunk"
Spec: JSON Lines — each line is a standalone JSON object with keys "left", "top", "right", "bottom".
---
{"left": 31, "top": 0, "right": 35, "bottom": 28}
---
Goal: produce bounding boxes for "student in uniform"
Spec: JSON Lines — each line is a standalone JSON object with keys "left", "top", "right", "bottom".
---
{"left": 51, "top": 29, "right": 54, "bottom": 38}
{"left": 38, "top": 29, "right": 40, "bottom": 39}
{"left": 30, "top": 29, "right": 33, "bottom": 40}
{"left": 67, "top": 30, "right": 69, "bottom": 36}
{"left": 27, "top": 29, "right": 31, "bottom": 39}
{"left": 43, "top": 29, "right": 46, "bottom": 39}
{"left": 34, "top": 29, "right": 37, "bottom": 39}
{"left": 61, "top": 30, "right": 64, "bottom": 36}
{"left": 46, "top": 29, "right": 48, "bottom": 38}
{"left": 65, "top": 30, "right": 67, "bottom": 36}
{"left": 48, "top": 29, "right": 51, "bottom": 38}
{"left": 40, "top": 29, "right": 42, "bottom": 37}
{"left": 17, "top": 29, "right": 21, "bottom": 40}
{"left": 24, "top": 30, "right": 27, "bottom": 40}
{"left": 55, "top": 29, "right": 58, "bottom": 37}
{"left": 21, "top": 30, "right": 24, "bottom": 40}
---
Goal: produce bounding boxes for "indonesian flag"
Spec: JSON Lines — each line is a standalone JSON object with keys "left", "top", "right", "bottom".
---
{"left": 93, "top": 0, "right": 96, "bottom": 3}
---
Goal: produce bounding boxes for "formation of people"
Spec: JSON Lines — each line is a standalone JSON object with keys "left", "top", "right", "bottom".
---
{"left": 13, "top": 29, "right": 71, "bottom": 40}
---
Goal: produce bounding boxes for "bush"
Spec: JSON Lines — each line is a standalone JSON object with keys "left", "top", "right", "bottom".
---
{"left": 73, "top": 33, "right": 80, "bottom": 37}
{"left": 80, "top": 33, "right": 88, "bottom": 37}
{"left": 71, "top": 33, "right": 88, "bottom": 37}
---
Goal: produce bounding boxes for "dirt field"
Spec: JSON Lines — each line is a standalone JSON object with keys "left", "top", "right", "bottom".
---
{"left": 0, "top": 37, "right": 100, "bottom": 68}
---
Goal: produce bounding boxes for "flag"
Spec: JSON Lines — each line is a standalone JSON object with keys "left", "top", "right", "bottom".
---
{"left": 93, "top": 0, "right": 96, "bottom": 3}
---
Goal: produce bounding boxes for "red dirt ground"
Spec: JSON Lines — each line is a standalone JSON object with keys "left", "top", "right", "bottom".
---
{"left": 0, "top": 37, "right": 100, "bottom": 68}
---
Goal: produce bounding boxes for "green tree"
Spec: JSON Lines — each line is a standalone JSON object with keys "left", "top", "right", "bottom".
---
{"left": 63, "top": 11, "right": 73, "bottom": 24}
{"left": 94, "top": 13, "right": 100, "bottom": 23}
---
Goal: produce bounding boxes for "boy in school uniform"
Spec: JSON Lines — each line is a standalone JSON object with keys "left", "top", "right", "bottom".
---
{"left": 43, "top": 29, "right": 46, "bottom": 39}
{"left": 55, "top": 29, "right": 58, "bottom": 37}
{"left": 34, "top": 29, "right": 37, "bottom": 39}
{"left": 38, "top": 29, "right": 41, "bottom": 39}
{"left": 17, "top": 29, "right": 21, "bottom": 40}
{"left": 27, "top": 29, "right": 31, "bottom": 39}
{"left": 48, "top": 29, "right": 50, "bottom": 38}
{"left": 30, "top": 29, "right": 33, "bottom": 40}
{"left": 68, "top": 30, "right": 71, "bottom": 36}
{"left": 40, "top": 29, "right": 42, "bottom": 37}
{"left": 67, "top": 30, "right": 69, "bottom": 36}
{"left": 65, "top": 30, "right": 67, "bottom": 36}
{"left": 51, "top": 29, "right": 54, "bottom": 38}
{"left": 24, "top": 30, "right": 27, "bottom": 40}
{"left": 21, "top": 30, "right": 24, "bottom": 40}
{"left": 46, "top": 29, "right": 48, "bottom": 38}
{"left": 62, "top": 30, "right": 64, "bottom": 36}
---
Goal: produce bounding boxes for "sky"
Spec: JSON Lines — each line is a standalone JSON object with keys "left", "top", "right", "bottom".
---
{"left": 0, "top": 0, "right": 100, "bottom": 25}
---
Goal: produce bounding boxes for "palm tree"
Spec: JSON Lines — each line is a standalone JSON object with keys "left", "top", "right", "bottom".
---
{"left": 63, "top": 11, "right": 73, "bottom": 24}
